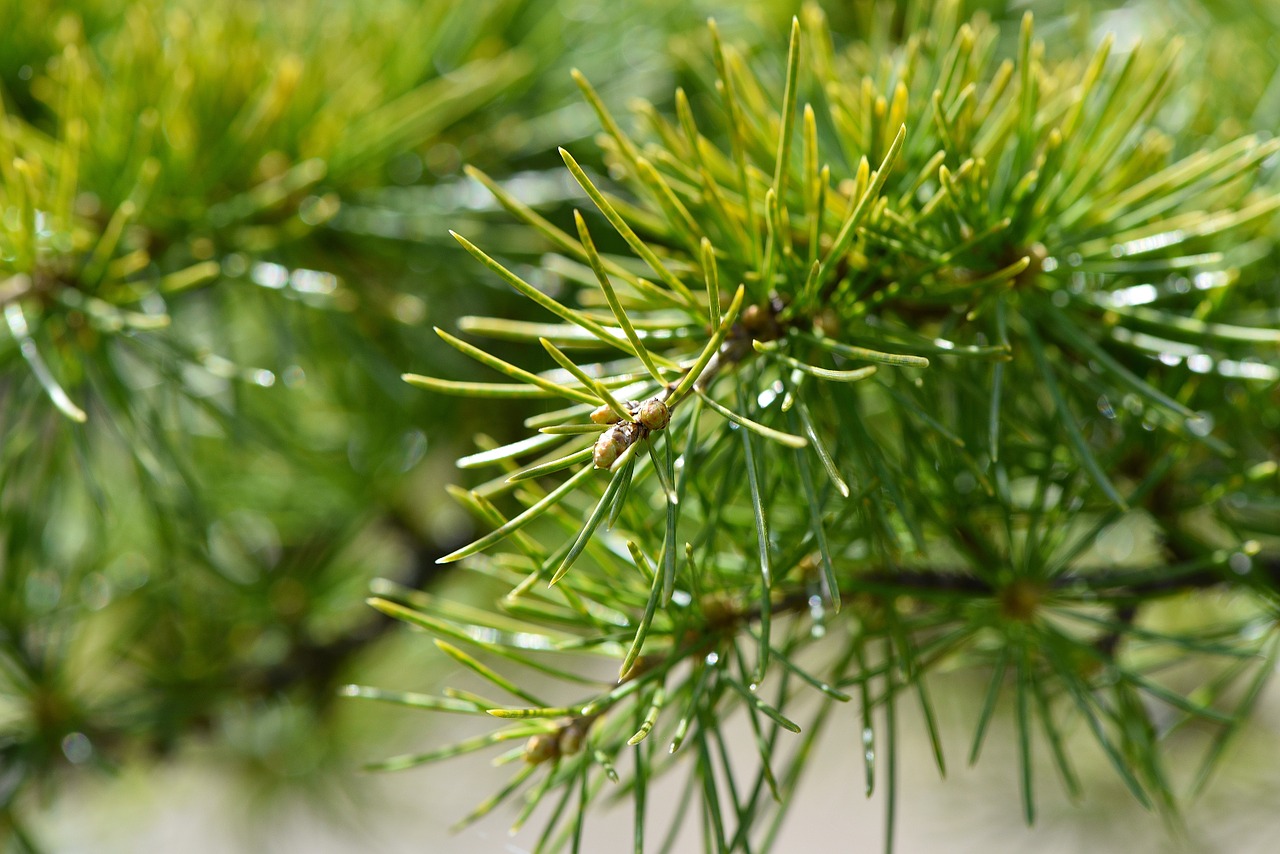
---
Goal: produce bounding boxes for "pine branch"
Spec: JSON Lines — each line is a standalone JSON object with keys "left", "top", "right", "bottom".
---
{"left": 377, "top": 5, "right": 1280, "bottom": 849}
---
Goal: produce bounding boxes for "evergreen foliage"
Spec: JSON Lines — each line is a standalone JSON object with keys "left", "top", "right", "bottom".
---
{"left": 0, "top": 0, "right": 1277, "bottom": 851}
{"left": 364, "top": 2, "right": 1280, "bottom": 850}
{"left": 0, "top": 0, "right": 702, "bottom": 843}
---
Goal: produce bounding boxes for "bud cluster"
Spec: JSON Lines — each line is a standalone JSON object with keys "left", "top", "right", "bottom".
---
{"left": 590, "top": 395, "right": 672, "bottom": 469}
{"left": 522, "top": 716, "right": 594, "bottom": 765}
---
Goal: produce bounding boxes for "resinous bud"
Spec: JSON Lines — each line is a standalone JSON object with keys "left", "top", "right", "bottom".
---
{"left": 593, "top": 421, "right": 641, "bottom": 469}
{"left": 593, "top": 432, "right": 622, "bottom": 469}
{"left": 637, "top": 398, "right": 670, "bottom": 431}
{"left": 523, "top": 733, "right": 558, "bottom": 764}
{"left": 559, "top": 724, "right": 585, "bottom": 756}
{"left": 590, "top": 403, "right": 623, "bottom": 425}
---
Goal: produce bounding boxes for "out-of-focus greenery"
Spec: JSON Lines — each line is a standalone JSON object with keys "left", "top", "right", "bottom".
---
{"left": 1, "top": 0, "right": 1278, "bottom": 852}
{"left": 0, "top": 0, "right": 781, "bottom": 845}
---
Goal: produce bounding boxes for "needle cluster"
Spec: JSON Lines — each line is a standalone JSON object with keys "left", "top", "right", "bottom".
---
{"left": 369, "top": 3, "right": 1280, "bottom": 850}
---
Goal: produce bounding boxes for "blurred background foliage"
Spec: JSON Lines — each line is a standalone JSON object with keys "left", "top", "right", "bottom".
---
{"left": 0, "top": 0, "right": 1276, "bottom": 851}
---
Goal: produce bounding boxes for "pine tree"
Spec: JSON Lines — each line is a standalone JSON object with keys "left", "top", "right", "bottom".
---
{"left": 361, "top": 3, "right": 1280, "bottom": 850}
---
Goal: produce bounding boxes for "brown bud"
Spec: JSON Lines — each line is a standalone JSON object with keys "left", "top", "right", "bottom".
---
{"left": 590, "top": 404, "right": 622, "bottom": 425}
{"left": 559, "top": 723, "right": 585, "bottom": 756}
{"left": 592, "top": 432, "right": 622, "bottom": 469}
{"left": 636, "top": 398, "right": 670, "bottom": 431}
{"left": 523, "top": 732, "right": 559, "bottom": 764}
{"left": 615, "top": 420, "right": 642, "bottom": 445}
{"left": 592, "top": 421, "right": 641, "bottom": 469}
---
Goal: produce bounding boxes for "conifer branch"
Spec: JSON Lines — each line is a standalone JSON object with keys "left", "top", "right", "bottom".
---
{"left": 382, "top": 2, "right": 1280, "bottom": 850}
